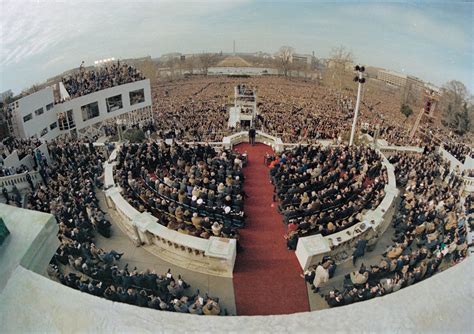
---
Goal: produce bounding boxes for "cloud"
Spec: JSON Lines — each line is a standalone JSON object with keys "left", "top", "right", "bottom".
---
{"left": 0, "top": 0, "right": 251, "bottom": 67}
{"left": 0, "top": 0, "right": 472, "bottom": 93}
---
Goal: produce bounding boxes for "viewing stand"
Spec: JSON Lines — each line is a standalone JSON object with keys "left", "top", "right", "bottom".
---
{"left": 228, "top": 84, "right": 258, "bottom": 129}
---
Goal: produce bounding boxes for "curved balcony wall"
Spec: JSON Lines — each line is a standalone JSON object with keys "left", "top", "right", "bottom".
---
{"left": 103, "top": 146, "right": 236, "bottom": 278}
{"left": 295, "top": 150, "right": 399, "bottom": 269}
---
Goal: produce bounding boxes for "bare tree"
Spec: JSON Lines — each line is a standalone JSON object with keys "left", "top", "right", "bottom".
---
{"left": 276, "top": 46, "right": 295, "bottom": 76}
{"left": 439, "top": 80, "right": 473, "bottom": 135}
{"left": 135, "top": 57, "right": 157, "bottom": 83}
{"left": 183, "top": 56, "right": 197, "bottom": 75}
{"left": 324, "top": 45, "right": 355, "bottom": 93}
{"left": 197, "top": 53, "right": 218, "bottom": 75}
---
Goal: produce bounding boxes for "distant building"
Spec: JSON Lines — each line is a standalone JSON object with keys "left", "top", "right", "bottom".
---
{"left": 406, "top": 75, "right": 426, "bottom": 91}
{"left": 160, "top": 53, "right": 183, "bottom": 62}
{"left": 365, "top": 66, "right": 383, "bottom": 79}
{"left": 292, "top": 53, "right": 314, "bottom": 65}
{"left": 7, "top": 79, "right": 152, "bottom": 140}
{"left": 253, "top": 51, "right": 273, "bottom": 59}
{"left": 377, "top": 69, "right": 407, "bottom": 87}
{"left": 376, "top": 69, "right": 430, "bottom": 93}
{"left": 325, "top": 59, "right": 354, "bottom": 70}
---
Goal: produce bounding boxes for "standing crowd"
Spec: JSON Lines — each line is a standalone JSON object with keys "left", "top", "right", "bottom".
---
{"left": 62, "top": 61, "right": 145, "bottom": 99}
{"left": 324, "top": 151, "right": 469, "bottom": 307}
{"left": 21, "top": 139, "right": 223, "bottom": 315}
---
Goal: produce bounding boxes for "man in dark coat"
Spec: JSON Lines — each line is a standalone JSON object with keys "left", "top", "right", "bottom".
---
{"left": 352, "top": 238, "right": 368, "bottom": 266}
{"left": 249, "top": 128, "right": 256, "bottom": 145}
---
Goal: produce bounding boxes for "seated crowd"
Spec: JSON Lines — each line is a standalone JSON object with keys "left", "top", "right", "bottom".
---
{"left": 62, "top": 61, "right": 145, "bottom": 99}
{"left": 269, "top": 144, "right": 387, "bottom": 249}
{"left": 23, "top": 139, "right": 223, "bottom": 315}
{"left": 324, "top": 151, "right": 469, "bottom": 307}
{"left": 115, "top": 141, "right": 246, "bottom": 240}
{"left": 443, "top": 142, "right": 473, "bottom": 164}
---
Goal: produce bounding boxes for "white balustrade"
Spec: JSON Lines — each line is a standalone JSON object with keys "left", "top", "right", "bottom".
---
{"left": 379, "top": 145, "right": 424, "bottom": 155}
{"left": 295, "top": 148, "right": 399, "bottom": 270}
{"left": 463, "top": 175, "right": 474, "bottom": 193}
{"left": 103, "top": 147, "right": 236, "bottom": 277}
{"left": 0, "top": 171, "right": 41, "bottom": 191}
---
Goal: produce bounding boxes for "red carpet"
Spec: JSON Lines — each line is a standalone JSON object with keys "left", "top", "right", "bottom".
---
{"left": 232, "top": 143, "right": 310, "bottom": 315}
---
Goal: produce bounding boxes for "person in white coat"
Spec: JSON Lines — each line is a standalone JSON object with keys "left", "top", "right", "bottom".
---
{"left": 312, "top": 262, "right": 330, "bottom": 293}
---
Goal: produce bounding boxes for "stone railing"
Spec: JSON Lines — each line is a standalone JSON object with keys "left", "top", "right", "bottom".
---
{"left": 438, "top": 146, "right": 463, "bottom": 172}
{"left": 222, "top": 131, "right": 248, "bottom": 149}
{"left": 223, "top": 130, "right": 284, "bottom": 152}
{"left": 1, "top": 215, "right": 471, "bottom": 331}
{"left": 0, "top": 203, "right": 59, "bottom": 286}
{"left": 378, "top": 145, "right": 424, "bottom": 156}
{"left": 103, "top": 147, "right": 237, "bottom": 277}
{"left": 462, "top": 175, "right": 474, "bottom": 193}
{"left": 2, "top": 142, "right": 50, "bottom": 171}
{"left": 438, "top": 146, "right": 474, "bottom": 193}
{"left": 281, "top": 139, "right": 334, "bottom": 150}
{"left": 295, "top": 151, "right": 399, "bottom": 270}
{"left": 0, "top": 171, "right": 41, "bottom": 192}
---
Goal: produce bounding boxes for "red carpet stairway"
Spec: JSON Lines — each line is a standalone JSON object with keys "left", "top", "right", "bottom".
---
{"left": 232, "top": 143, "right": 310, "bottom": 315}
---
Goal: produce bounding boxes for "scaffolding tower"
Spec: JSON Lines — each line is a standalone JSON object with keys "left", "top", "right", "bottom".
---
{"left": 228, "top": 84, "right": 258, "bottom": 129}
{"left": 408, "top": 89, "right": 440, "bottom": 143}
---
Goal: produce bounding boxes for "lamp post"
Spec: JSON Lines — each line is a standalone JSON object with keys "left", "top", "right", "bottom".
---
{"left": 349, "top": 65, "right": 366, "bottom": 146}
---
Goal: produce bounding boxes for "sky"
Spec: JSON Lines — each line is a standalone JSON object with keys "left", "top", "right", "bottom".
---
{"left": 0, "top": 0, "right": 472, "bottom": 95}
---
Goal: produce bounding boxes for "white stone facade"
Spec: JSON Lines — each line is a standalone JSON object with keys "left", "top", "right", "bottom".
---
{"left": 8, "top": 79, "right": 152, "bottom": 140}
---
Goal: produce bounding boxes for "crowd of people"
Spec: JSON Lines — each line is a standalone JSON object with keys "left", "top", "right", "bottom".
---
{"left": 0, "top": 138, "right": 46, "bottom": 177}
{"left": 443, "top": 142, "right": 473, "bottom": 163}
{"left": 268, "top": 144, "right": 387, "bottom": 249}
{"left": 2, "top": 74, "right": 472, "bottom": 315}
{"left": 21, "top": 139, "right": 223, "bottom": 315}
{"left": 153, "top": 79, "right": 232, "bottom": 142}
{"left": 150, "top": 76, "right": 442, "bottom": 147}
{"left": 324, "top": 151, "right": 469, "bottom": 307}
{"left": 62, "top": 61, "right": 145, "bottom": 99}
{"left": 115, "top": 141, "right": 246, "bottom": 240}
{"left": 1, "top": 137, "right": 42, "bottom": 160}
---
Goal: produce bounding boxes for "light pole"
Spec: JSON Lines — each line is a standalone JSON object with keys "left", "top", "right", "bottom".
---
{"left": 349, "top": 65, "right": 366, "bottom": 146}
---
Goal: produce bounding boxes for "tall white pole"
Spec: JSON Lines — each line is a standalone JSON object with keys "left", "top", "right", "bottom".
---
{"left": 349, "top": 71, "right": 363, "bottom": 146}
